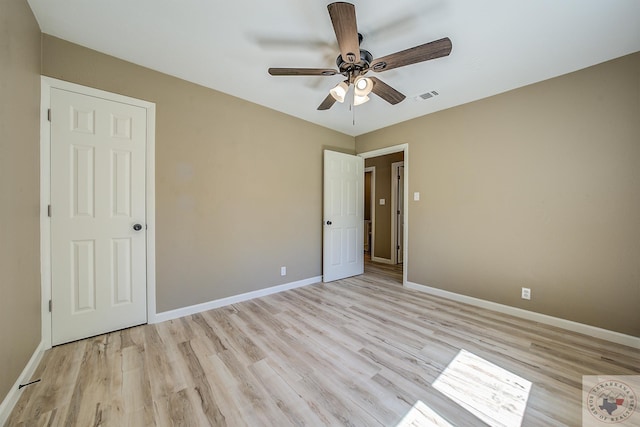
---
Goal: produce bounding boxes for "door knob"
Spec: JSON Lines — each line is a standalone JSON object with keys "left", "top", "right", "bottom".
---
{"left": 133, "top": 223, "right": 143, "bottom": 231}
{"left": 326, "top": 221, "right": 332, "bottom": 225}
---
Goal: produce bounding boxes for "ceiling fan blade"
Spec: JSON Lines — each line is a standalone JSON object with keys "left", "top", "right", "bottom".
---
{"left": 318, "top": 93, "right": 337, "bottom": 110}
{"left": 327, "top": 2, "right": 360, "bottom": 64}
{"left": 370, "top": 77, "right": 406, "bottom": 105}
{"left": 269, "top": 68, "right": 338, "bottom": 76}
{"left": 371, "top": 37, "right": 452, "bottom": 72}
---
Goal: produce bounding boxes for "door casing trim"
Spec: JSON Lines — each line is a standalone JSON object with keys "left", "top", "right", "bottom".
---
{"left": 391, "top": 161, "right": 404, "bottom": 265}
{"left": 40, "top": 77, "right": 157, "bottom": 348}
{"left": 364, "top": 167, "right": 376, "bottom": 260}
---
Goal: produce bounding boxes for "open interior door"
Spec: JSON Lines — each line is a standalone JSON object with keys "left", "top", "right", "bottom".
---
{"left": 323, "top": 150, "right": 364, "bottom": 282}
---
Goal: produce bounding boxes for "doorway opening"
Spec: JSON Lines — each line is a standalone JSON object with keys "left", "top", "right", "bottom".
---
{"left": 359, "top": 144, "right": 407, "bottom": 286}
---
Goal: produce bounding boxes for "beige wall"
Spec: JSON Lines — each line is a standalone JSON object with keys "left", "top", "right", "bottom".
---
{"left": 365, "top": 152, "right": 404, "bottom": 260}
{"left": 42, "top": 35, "right": 354, "bottom": 312}
{"left": 357, "top": 52, "right": 640, "bottom": 337}
{"left": 0, "top": 0, "right": 42, "bottom": 403}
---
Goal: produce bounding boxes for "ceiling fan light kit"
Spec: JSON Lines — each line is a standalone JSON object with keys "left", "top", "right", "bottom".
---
{"left": 353, "top": 94, "right": 370, "bottom": 106}
{"left": 330, "top": 81, "right": 350, "bottom": 103}
{"left": 354, "top": 76, "right": 374, "bottom": 96}
{"left": 267, "top": 1, "right": 452, "bottom": 111}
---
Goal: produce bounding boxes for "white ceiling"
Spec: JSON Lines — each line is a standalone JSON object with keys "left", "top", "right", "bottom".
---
{"left": 28, "top": 0, "right": 640, "bottom": 136}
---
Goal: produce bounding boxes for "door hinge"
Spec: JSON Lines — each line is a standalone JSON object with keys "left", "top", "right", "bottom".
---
{"left": 47, "top": 205, "right": 51, "bottom": 217}
{"left": 47, "top": 109, "right": 51, "bottom": 122}
{"left": 48, "top": 300, "right": 52, "bottom": 312}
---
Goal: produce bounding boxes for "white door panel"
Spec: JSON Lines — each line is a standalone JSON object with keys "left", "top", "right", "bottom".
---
{"left": 323, "top": 150, "right": 364, "bottom": 282}
{"left": 51, "top": 88, "right": 147, "bottom": 345}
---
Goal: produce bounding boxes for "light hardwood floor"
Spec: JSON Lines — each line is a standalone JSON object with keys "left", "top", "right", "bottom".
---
{"left": 7, "top": 260, "right": 639, "bottom": 426}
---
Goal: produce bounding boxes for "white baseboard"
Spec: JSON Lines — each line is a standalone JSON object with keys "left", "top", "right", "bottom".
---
{"left": 0, "top": 341, "right": 46, "bottom": 426}
{"left": 405, "top": 281, "right": 640, "bottom": 350}
{"left": 371, "top": 256, "right": 394, "bottom": 265}
{"left": 152, "top": 276, "right": 322, "bottom": 323}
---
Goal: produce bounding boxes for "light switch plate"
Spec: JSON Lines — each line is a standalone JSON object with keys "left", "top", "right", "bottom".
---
{"left": 379, "top": 199, "right": 385, "bottom": 205}
{"left": 413, "top": 192, "right": 420, "bottom": 201}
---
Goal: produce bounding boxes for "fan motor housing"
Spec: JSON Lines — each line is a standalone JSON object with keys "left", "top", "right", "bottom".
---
{"left": 336, "top": 49, "right": 373, "bottom": 76}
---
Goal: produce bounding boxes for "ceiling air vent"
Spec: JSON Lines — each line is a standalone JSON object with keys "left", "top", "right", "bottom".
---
{"left": 417, "top": 90, "right": 440, "bottom": 100}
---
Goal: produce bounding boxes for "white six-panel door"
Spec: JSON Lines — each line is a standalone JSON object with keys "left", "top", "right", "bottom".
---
{"left": 50, "top": 88, "right": 147, "bottom": 345}
{"left": 323, "top": 150, "right": 364, "bottom": 282}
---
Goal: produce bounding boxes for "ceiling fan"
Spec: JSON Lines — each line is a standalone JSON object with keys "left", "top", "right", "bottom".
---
{"left": 268, "top": 2, "right": 452, "bottom": 110}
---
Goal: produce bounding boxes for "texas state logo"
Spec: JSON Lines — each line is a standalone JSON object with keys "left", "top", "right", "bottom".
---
{"left": 584, "top": 378, "right": 638, "bottom": 425}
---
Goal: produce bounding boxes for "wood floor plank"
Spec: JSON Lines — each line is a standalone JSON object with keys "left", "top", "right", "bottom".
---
{"left": 296, "top": 372, "right": 384, "bottom": 426}
{"left": 8, "top": 258, "right": 639, "bottom": 426}
{"left": 178, "top": 341, "right": 227, "bottom": 426}
{"left": 203, "top": 310, "right": 265, "bottom": 366}
{"left": 212, "top": 350, "right": 283, "bottom": 426}
{"left": 248, "top": 358, "right": 326, "bottom": 426}
{"left": 62, "top": 336, "right": 112, "bottom": 427}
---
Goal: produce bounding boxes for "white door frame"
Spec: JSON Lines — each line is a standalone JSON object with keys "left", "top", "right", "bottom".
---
{"left": 358, "top": 144, "right": 408, "bottom": 286}
{"left": 391, "top": 161, "right": 404, "bottom": 264}
{"left": 364, "top": 167, "right": 376, "bottom": 257}
{"left": 40, "top": 77, "right": 157, "bottom": 349}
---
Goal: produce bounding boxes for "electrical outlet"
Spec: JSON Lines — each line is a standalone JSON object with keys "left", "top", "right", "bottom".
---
{"left": 521, "top": 287, "right": 531, "bottom": 300}
{"left": 280, "top": 266, "right": 286, "bottom": 276}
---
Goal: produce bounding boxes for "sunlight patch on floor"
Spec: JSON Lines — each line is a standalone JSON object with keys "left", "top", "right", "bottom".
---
{"left": 432, "top": 349, "right": 532, "bottom": 427}
{"left": 395, "top": 400, "right": 454, "bottom": 427}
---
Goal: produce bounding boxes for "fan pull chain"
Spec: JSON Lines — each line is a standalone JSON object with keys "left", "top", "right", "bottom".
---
{"left": 351, "top": 93, "right": 356, "bottom": 126}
